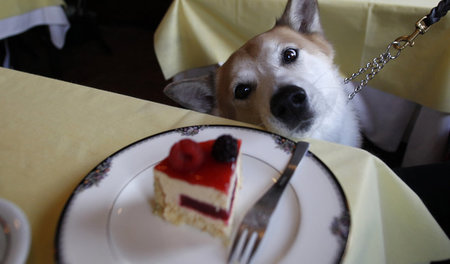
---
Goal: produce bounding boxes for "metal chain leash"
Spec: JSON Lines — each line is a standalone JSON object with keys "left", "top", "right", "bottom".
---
{"left": 344, "top": 42, "right": 401, "bottom": 100}
{"left": 345, "top": 0, "right": 450, "bottom": 100}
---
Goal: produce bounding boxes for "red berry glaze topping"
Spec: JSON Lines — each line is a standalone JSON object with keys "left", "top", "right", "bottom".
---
{"left": 168, "top": 139, "right": 205, "bottom": 172}
{"left": 156, "top": 138, "right": 241, "bottom": 192}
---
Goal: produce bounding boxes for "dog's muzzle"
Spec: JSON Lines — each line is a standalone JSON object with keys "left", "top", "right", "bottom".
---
{"left": 270, "top": 85, "right": 314, "bottom": 131}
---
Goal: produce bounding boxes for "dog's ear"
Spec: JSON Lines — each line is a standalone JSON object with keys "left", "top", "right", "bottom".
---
{"left": 163, "top": 74, "right": 216, "bottom": 114}
{"left": 277, "top": 0, "right": 323, "bottom": 34}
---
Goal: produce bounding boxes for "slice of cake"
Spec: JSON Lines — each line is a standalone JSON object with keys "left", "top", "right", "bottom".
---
{"left": 153, "top": 135, "right": 242, "bottom": 240}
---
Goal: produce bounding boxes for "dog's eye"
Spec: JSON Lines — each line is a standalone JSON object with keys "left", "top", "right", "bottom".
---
{"left": 234, "top": 84, "right": 252, "bottom": 100}
{"left": 282, "top": 48, "right": 298, "bottom": 64}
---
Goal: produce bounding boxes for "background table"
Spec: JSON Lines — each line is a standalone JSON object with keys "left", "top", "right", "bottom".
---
{"left": 0, "top": 67, "right": 449, "bottom": 263}
{"left": 0, "top": 0, "right": 70, "bottom": 67}
{"left": 154, "top": 0, "right": 450, "bottom": 113}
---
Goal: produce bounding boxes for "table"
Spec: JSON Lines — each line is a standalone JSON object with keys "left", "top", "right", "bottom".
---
{"left": 153, "top": 0, "right": 450, "bottom": 166}
{"left": 0, "top": 67, "right": 449, "bottom": 263}
{"left": 0, "top": 0, "right": 70, "bottom": 67}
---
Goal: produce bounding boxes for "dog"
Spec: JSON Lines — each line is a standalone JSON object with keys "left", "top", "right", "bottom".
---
{"left": 163, "top": 0, "right": 361, "bottom": 147}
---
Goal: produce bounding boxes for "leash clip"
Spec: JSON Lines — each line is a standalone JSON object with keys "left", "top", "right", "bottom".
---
{"left": 393, "top": 16, "right": 430, "bottom": 50}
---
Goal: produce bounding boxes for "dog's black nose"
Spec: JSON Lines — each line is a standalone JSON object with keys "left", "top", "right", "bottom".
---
{"left": 270, "top": 85, "right": 313, "bottom": 130}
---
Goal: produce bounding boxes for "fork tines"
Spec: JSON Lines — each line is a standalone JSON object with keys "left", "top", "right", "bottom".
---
{"left": 228, "top": 227, "right": 263, "bottom": 264}
{"left": 227, "top": 141, "right": 309, "bottom": 264}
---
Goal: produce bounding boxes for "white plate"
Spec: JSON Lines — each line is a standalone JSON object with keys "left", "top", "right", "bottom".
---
{"left": 56, "top": 125, "right": 350, "bottom": 263}
{"left": 0, "top": 198, "right": 31, "bottom": 264}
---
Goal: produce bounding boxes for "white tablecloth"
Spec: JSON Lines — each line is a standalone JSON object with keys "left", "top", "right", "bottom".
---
{"left": 1, "top": 67, "right": 449, "bottom": 264}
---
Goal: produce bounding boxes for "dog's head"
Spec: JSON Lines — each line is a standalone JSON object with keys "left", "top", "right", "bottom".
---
{"left": 165, "top": 0, "right": 355, "bottom": 141}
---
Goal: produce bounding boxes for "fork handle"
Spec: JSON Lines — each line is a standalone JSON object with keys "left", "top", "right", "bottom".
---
{"left": 276, "top": 141, "right": 309, "bottom": 188}
{"left": 254, "top": 141, "right": 309, "bottom": 211}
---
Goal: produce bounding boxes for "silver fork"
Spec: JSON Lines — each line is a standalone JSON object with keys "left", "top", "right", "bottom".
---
{"left": 227, "top": 141, "right": 309, "bottom": 264}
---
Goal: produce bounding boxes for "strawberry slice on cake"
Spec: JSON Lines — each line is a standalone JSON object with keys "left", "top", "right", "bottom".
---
{"left": 153, "top": 135, "right": 241, "bottom": 239}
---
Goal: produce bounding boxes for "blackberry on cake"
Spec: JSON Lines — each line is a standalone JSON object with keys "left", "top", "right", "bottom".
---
{"left": 212, "top": 135, "right": 239, "bottom": 162}
{"left": 152, "top": 135, "right": 242, "bottom": 240}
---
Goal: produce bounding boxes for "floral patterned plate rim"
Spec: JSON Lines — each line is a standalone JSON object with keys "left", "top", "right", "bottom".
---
{"left": 55, "top": 125, "right": 350, "bottom": 264}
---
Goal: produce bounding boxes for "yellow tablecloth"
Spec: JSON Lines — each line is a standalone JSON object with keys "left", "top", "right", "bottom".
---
{"left": 0, "top": 67, "right": 449, "bottom": 263}
{"left": 154, "top": 0, "right": 450, "bottom": 113}
{"left": 0, "top": 0, "right": 65, "bottom": 20}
